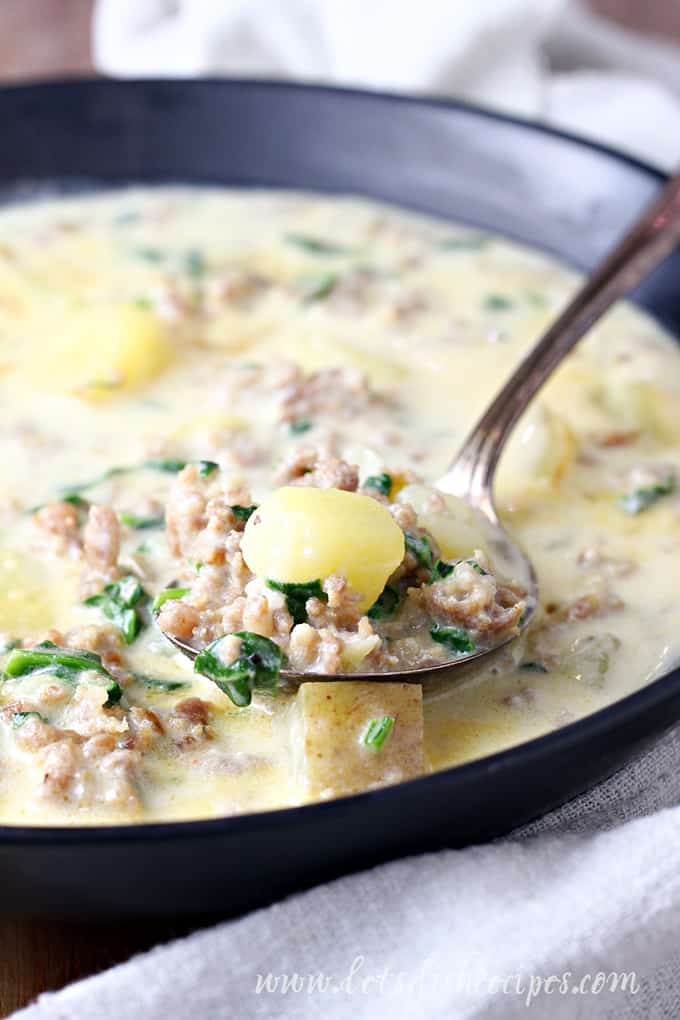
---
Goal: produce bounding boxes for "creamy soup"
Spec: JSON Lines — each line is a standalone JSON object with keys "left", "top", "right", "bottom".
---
{"left": 0, "top": 187, "right": 679, "bottom": 825}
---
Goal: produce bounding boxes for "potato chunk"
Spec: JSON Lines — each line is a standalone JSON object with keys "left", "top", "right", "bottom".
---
{"left": 241, "top": 486, "right": 404, "bottom": 609}
{"left": 397, "top": 483, "right": 486, "bottom": 560}
{"left": 32, "top": 303, "right": 171, "bottom": 400}
{"left": 497, "top": 404, "right": 575, "bottom": 494}
{"left": 599, "top": 377, "right": 680, "bottom": 440}
{"left": 294, "top": 681, "right": 425, "bottom": 799}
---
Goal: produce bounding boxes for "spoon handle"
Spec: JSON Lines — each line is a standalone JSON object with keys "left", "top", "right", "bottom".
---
{"left": 442, "top": 170, "right": 680, "bottom": 512}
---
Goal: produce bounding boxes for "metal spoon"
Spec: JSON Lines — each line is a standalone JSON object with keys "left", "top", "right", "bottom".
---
{"left": 162, "top": 170, "right": 680, "bottom": 681}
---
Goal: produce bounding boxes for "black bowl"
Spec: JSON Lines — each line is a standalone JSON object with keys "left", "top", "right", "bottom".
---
{"left": 1, "top": 79, "right": 678, "bottom": 919}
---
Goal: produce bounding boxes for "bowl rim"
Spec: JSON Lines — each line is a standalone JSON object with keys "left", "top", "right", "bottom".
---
{"left": 0, "top": 73, "right": 666, "bottom": 183}
{"left": 0, "top": 75, "right": 674, "bottom": 843}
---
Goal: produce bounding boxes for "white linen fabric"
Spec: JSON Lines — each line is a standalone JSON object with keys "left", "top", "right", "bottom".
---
{"left": 15, "top": 3, "right": 680, "bottom": 1017}
{"left": 92, "top": 0, "right": 680, "bottom": 169}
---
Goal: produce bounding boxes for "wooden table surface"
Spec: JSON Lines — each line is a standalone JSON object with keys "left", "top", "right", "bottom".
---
{"left": 1, "top": 0, "right": 678, "bottom": 1013}
{"left": 0, "top": 918, "right": 200, "bottom": 1016}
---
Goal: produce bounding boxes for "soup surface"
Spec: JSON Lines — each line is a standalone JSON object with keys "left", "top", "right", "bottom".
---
{"left": 0, "top": 187, "right": 679, "bottom": 825}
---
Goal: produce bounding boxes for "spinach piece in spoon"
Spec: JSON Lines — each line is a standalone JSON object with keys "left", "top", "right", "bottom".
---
{"left": 194, "top": 632, "right": 283, "bottom": 707}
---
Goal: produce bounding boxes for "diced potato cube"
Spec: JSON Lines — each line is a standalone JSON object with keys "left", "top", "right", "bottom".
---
{"left": 397, "top": 483, "right": 486, "bottom": 559}
{"left": 241, "top": 486, "right": 404, "bottom": 610}
{"left": 294, "top": 681, "right": 425, "bottom": 799}
{"left": 31, "top": 303, "right": 171, "bottom": 400}
{"left": 599, "top": 377, "right": 680, "bottom": 440}
{"left": 542, "top": 356, "right": 598, "bottom": 411}
{"left": 497, "top": 404, "right": 575, "bottom": 495}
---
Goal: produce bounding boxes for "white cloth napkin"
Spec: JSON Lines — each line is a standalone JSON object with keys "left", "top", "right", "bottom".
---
{"left": 15, "top": 3, "right": 680, "bottom": 1017}
{"left": 92, "top": 0, "right": 680, "bottom": 170}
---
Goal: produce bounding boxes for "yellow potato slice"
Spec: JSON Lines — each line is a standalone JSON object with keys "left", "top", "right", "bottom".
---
{"left": 241, "top": 486, "right": 404, "bottom": 610}
{"left": 30, "top": 302, "right": 171, "bottom": 401}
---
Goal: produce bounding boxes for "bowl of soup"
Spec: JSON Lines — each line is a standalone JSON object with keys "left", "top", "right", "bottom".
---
{"left": 0, "top": 79, "right": 679, "bottom": 917}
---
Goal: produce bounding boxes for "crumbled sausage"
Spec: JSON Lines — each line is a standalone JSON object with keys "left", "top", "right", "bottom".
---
{"left": 126, "top": 707, "right": 164, "bottom": 752}
{"left": 415, "top": 559, "right": 525, "bottom": 640}
{"left": 389, "top": 291, "right": 429, "bottom": 324}
{"left": 211, "top": 269, "right": 269, "bottom": 308}
{"left": 11, "top": 714, "right": 61, "bottom": 751}
{"left": 157, "top": 599, "right": 201, "bottom": 643}
{"left": 80, "top": 505, "right": 121, "bottom": 595}
{"left": 62, "top": 624, "right": 130, "bottom": 683}
{"left": 82, "top": 732, "right": 117, "bottom": 758}
{"left": 191, "top": 501, "right": 252, "bottom": 565}
{"left": 277, "top": 366, "right": 374, "bottom": 424}
{"left": 591, "top": 430, "right": 640, "bottom": 448}
{"left": 32, "top": 501, "right": 82, "bottom": 557}
{"left": 276, "top": 446, "right": 359, "bottom": 491}
{"left": 174, "top": 697, "right": 211, "bottom": 726}
{"left": 83, "top": 505, "right": 120, "bottom": 573}
{"left": 35, "top": 723, "right": 142, "bottom": 808}
{"left": 166, "top": 697, "right": 213, "bottom": 748}
{"left": 557, "top": 589, "right": 624, "bottom": 623}
{"left": 217, "top": 585, "right": 292, "bottom": 643}
{"left": 60, "top": 684, "right": 128, "bottom": 739}
{"left": 166, "top": 465, "right": 208, "bottom": 558}
{"left": 96, "top": 748, "right": 141, "bottom": 809}
{"left": 288, "top": 624, "right": 343, "bottom": 674}
{"left": 189, "top": 533, "right": 252, "bottom": 608}
{"left": 41, "top": 739, "right": 82, "bottom": 799}
{"left": 306, "top": 574, "right": 364, "bottom": 630}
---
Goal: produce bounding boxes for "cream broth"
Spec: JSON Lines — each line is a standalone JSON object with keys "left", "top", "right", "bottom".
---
{"left": 0, "top": 187, "right": 679, "bottom": 824}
